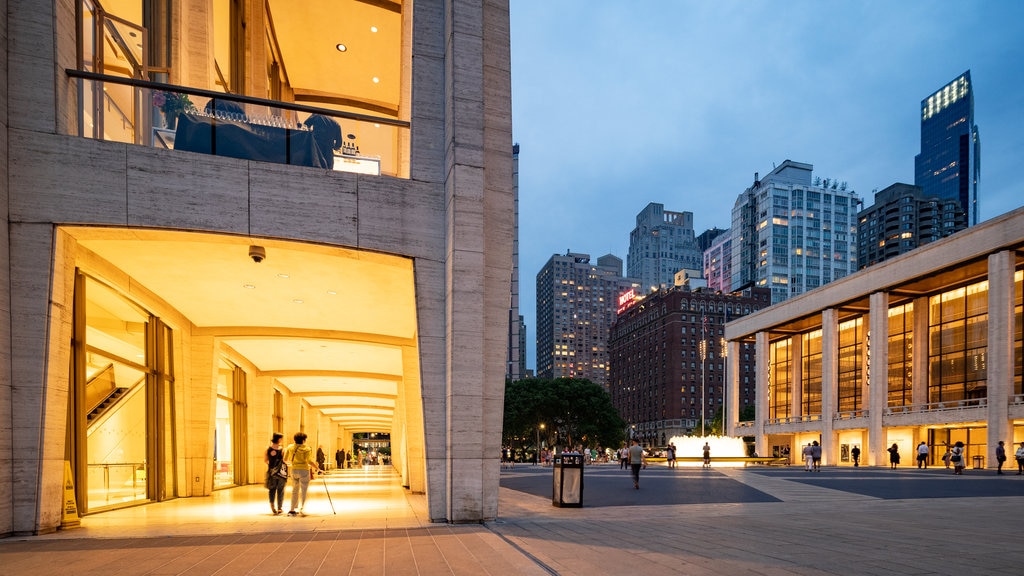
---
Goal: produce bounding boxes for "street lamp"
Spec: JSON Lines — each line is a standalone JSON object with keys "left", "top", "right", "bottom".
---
{"left": 721, "top": 337, "right": 728, "bottom": 437}
{"left": 699, "top": 339, "right": 707, "bottom": 437}
{"left": 535, "top": 423, "right": 545, "bottom": 465}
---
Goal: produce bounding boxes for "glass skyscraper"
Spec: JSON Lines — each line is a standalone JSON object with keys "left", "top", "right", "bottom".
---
{"left": 914, "top": 70, "right": 981, "bottom": 225}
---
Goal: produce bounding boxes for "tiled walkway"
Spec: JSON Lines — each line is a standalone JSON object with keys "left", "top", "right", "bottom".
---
{"left": 3, "top": 464, "right": 1024, "bottom": 575}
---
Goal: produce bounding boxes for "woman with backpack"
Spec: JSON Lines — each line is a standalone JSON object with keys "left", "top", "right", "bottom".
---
{"left": 284, "top": 432, "right": 319, "bottom": 516}
{"left": 264, "top": 432, "right": 287, "bottom": 515}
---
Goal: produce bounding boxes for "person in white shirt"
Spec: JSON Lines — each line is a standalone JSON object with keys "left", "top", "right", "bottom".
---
{"left": 916, "top": 441, "right": 930, "bottom": 469}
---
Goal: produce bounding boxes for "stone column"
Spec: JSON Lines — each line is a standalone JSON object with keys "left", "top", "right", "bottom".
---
{"left": 986, "top": 251, "right": 1014, "bottom": 461}
{"left": 755, "top": 331, "right": 769, "bottom": 458}
{"left": 726, "top": 340, "right": 741, "bottom": 437}
{"left": 820, "top": 308, "right": 838, "bottom": 465}
{"left": 867, "top": 291, "right": 889, "bottom": 467}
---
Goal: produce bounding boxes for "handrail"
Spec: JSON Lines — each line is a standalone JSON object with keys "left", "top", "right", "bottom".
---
{"left": 66, "top": 69, "right": 410, "bottom": 128}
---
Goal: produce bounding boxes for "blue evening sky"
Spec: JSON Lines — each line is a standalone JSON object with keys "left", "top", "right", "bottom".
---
{"left": 510, "top": 1, "right": 1024, "bottom": 372}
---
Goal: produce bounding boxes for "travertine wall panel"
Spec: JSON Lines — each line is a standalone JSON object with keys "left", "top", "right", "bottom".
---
{"left": 248, "top": 164, "right": 358, "bottom": 245}
{"left": 126, "top": 147, "right": 249, "bottom": 232}
{"left": 7, "top": 1, "right": 55, "bottom": 133}
{"left": 9, "top": 131, "right": 127, "bottom": 224}
{"left": 357, "top": 177, "right": 445, "bottom": 260}
{"left": 0, "top": 0, "right": 12, "bottom": 538}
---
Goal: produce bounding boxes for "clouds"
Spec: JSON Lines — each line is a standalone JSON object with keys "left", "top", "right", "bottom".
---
{"left": 511, "top": 1, "right": 1024, "bottom": 370}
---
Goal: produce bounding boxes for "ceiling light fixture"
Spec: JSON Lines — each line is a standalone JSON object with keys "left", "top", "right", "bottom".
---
{"left": 243, "top": 284, "right": 256, "bottom": 289}
{"left": 293, "top": 299, "right": 304, "bottom": 304}
{"left": 372, "top": 77, "right": 380, "bottom": 84}
{"left": 277, "top": 273, "right": 290, "bottom": 279}
{"left": 370, "top": 26, "right": 378, "bottom": 33}
{"left": 336, "top": 43, "right": 347, "bottom": 52}
{"left": 327, "top": 290, "right": 337, "bottom": 295}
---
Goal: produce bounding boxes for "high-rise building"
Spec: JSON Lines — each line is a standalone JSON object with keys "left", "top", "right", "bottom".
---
{"left": 914, "top": 70, "right": 980, "bottom": 225}
{"left": 627, "top": 203, "right": 702, "bottom": 292}
{"left": 703, "top": 232, "right": 732, "bottom": 293}
{"left": 608, "top": 286, "right": 770, "bottom": 445}
{"left": 536, "top": 252, "right": 640, "bottom": 388}
{"left": 730, "top": 160, "right": 862, "bottom": 304}
{"left": 507, "top": 144, "right": 526, "bottom": 381}
{"left": 856, "top": 183, "right": 967, "bottom": 269}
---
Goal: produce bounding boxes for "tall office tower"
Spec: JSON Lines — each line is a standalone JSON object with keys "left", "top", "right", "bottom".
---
{"left": 856, "top": 183, "right": 968, "bottom": 269}
{"left": 914, "top": 71, "right": 980, "bottom": 225}
{"left": 730, "top": 160, "right": 862, "bottom": 305}
{"left": 627, "top": 203, "right": 702, "bottom": 293}
{"left": 608, "top": 286, "right": 770, "bottom": 445}
{"left": 703, "top": 231, "right": 732, "bottom": 292}
{"left": 506, "top": 144, "right": 526, "bottom": 381}
{"left": 536, "top": 252, "right": 640, "bottom": 388}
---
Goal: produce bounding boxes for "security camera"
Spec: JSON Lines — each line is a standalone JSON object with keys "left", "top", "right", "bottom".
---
{"left": 249, "top": 245, "right": 266, "bottom": 263}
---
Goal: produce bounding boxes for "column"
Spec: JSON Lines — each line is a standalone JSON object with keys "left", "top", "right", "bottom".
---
{"left": 867, "top": 291, "right": 889, "bottom": 467}
{"left": 986, "top": 251, "right": 1015, "bottom": 458}
{"left": 726, "top": 340, "right": 741, "bottom": 437}
{"left": 755, "top": 332, "right": 769, "bottom": 458}
{"left": 820, "top": 308, "right": 838, "bottom": 465}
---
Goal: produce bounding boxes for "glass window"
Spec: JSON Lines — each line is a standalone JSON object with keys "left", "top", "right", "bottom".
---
{"left": 928, "top": 280, "right": 988, "bottom": 402}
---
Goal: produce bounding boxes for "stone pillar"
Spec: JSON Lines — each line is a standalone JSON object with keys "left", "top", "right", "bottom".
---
{"left": 867, "top": 291, "right": 889, "bottom": 467}
{"left": 820, "top": 308, "right": 838, "bottom": 465}
{"left": 187, "top": 334, "right": 217, "bottom": 496}
{"left": 726, "top": 340, "right": 741, "bottom": 437}
{"left": 755, "top": 331, "right": 769, "bottom": 458}
{"left": 986, "top": 251, "right": 1014, "bottom": 461}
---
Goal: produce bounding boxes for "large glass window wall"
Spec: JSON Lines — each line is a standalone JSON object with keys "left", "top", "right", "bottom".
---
{"left": 769, "top": 338, "right": 792, "bottom": 420}
{"left": 888, "top": 304, "right": 914, "bottom": 407}
{"left": 838, "top": 318, "right": 864, "bottom": 412}
{"left": 1016, "top": 269, "right": 1023, "bottom": 396}
{"left": 928, "top": 280, "right": 988, "bottom": 402}
{"left": 801, "top": 330, "right": 822, "bottom": 416}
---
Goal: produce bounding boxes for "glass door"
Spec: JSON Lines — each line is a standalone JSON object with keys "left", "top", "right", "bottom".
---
{"left": 215, "top": 358, "right": 248, "bottom": 488}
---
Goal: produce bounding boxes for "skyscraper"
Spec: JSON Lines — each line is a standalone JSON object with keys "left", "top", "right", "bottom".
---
{"left": 627, "top": 203, "right": 703, "bottom": 292}
{"left": 856, "top": 183, "right": 967, "bottom": 269}
{"left": 914, "top": 70, "right": 980, "bottom": 225}
{"left": 730, "top": 161, "right": 862, "bottom": 304}
{"left": 536, "top": 252, "right": 640, "bottom": 388}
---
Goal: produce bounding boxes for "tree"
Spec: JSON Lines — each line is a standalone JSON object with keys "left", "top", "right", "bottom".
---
{"left": 502, "top": 377, "right": 625, "bottom": 452}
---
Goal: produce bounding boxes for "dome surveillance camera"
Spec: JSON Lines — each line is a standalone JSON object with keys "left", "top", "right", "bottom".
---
{"left": 249, "top": 245, "right": 266, "bottom": 263}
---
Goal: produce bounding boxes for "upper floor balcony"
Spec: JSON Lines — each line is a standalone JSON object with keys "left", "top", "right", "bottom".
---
{"left": 72, "top": 0, "right": 410, "bottom": 178}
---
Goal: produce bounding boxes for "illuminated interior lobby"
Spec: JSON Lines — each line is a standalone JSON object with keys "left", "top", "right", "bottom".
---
{"left": 0, "top": 0, "right": 513, "bottom": 536}
{"left": 724, "top": 207, "right": 1024, "bottom": 469}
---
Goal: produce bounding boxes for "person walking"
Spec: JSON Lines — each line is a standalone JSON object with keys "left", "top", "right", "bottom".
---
{"left": 263, "top": 432, "right": 287, "bottom": 515}
{"left": 316, "top": 445, "right": 326, "bottom": 476}
{"left": 284, "top": 432, "right": 319, "bottom": 516}
{"left": 942, "top": 445, "right": 952, "bottom": 468}
{"left": 916, "top": 441, "right": 929, "bottom": 469}
{"left": 887, "top": 443, "right": 900, "bottom": 469}
{"left": 811, "top": 441, "right": 822, "bottom": 472}
{"left": 702, "top": 442, "right": 712, "bottom": 468}
{"left": 802, "top": 443, "right": 813, "bottom": 471}
{"left": 995, "top": 441, "right": 1007, "bottom": 474}
{"left": 851, "top": 445, "right": 861, "bottom": 467}
{"left": 628, "top": 439, "right": 646, "bottom": 489}
{"left": 619, "top": 445, "right": 629, "bottom": 470}
{"left": 1015, "top": 442, "right": 1024, "bottom": 475}
{"left": 950, "top": 441, "right": 965, "bottom": 475}
{"left": 666, "top": 443, "right": 677, "bottom": 469}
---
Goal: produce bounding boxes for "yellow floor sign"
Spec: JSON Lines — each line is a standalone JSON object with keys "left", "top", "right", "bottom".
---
{"left": 61, "top": 461, "right": 80, "bottom": 529}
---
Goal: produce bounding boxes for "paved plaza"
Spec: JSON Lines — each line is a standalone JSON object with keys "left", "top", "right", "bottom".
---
{"left": 2, "top": 463, "right": 1023, "bottom": 575}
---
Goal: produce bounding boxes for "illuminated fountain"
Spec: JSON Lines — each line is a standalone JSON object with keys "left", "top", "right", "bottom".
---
{"left": 668, "top": 435, "right": 749, "bottom": 468}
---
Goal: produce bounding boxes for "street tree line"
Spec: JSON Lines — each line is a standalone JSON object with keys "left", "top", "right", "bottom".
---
{"left": 502, "top": 377, "right": 625, "bottom": 453}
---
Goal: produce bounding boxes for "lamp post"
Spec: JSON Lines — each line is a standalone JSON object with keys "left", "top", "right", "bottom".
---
{"left": 721, "top": 337, "right": 728, "bottom": 437}
{"left": 699, "top": 339, "right": 707, "bottom": 437}
{"left": 535, "top": 423, "right": 545, "bottom": 465}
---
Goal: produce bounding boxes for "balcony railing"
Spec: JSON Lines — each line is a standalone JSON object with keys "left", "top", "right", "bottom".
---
{"left": 67, "top": 70, "right": 409, "bottom": 177}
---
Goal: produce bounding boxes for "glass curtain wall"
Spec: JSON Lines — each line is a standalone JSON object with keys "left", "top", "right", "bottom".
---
{"left": 214, "top": 358, "right": 248, "bottom": 488}
{"left": 837, "top": 318, "right": 864, "bottom": 412}
{"left": 801, "top": 330, "right": 822, "bottom": 416}
{"left": 75, "top": 274, "right": 171, "bottom": 512}
{"left": 887, "top": 304, "right": 914, "bottom": 407}
{"left": 769, "top": 338, "right": 792, "bottom": 420}
{"left": 928, "top": 280, "right": 989, "bottom": 402}
{"left": 1015, "top": 269, "right": 1023, "bottom": 396}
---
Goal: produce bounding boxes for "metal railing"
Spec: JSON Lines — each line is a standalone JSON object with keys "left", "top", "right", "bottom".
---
{"left": 67, "top": 69, "right": 408, "bottom": 177}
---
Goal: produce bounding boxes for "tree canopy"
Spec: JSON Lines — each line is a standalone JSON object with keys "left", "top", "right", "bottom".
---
{"left": 503, "top": 377, "right": 625, "bottom": 450}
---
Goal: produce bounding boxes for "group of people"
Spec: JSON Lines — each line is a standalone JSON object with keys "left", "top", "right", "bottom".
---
{"left": 264, "top": 432, "right": 320, "bottom": 516}
{"left": 801, "top": 441, "right": 822, "bottom": 471}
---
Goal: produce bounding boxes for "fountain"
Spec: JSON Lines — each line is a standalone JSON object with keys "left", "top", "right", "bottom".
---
{"left": 668, "top": 435, "right": 749, "bottom": 467}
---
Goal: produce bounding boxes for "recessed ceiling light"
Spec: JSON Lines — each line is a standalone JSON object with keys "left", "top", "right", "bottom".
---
{"left": 293, "top": 299, "right": 304, "bottom": 304}
{"left": 336, "top": 43, "right": 347, "bottom": 52}
{"left": 243, "top": 284, "right": 256, "bottom": 289}
{"left": 372, "top": 77, "right": 380, "bottom": 84}
{"left": 370, "top": 26, "right": 378, "bottom": 33}
{"left": 278, "top": 273, "right": 290, "bottom": 279}
{"left": 327, "top": 290, "right": 337, "bottom": 295}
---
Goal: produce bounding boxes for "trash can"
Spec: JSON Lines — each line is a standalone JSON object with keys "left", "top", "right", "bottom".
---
{"left": 972, "top": 455, "right": 984, "bottom": 469}
{"left": 552, "top": 451, "right": 584, "bottom": 508}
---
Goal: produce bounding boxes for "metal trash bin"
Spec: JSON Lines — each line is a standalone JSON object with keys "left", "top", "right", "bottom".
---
{"left": 972, "top": 455, "right": 984, "bottom": 469}
{"left": 552, "top": 451, "right": 584, "bottom": 507}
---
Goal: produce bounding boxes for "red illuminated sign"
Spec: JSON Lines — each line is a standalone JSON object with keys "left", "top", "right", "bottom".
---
{"left": 617, "top": 288, "right": 638, "bottom": 314}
